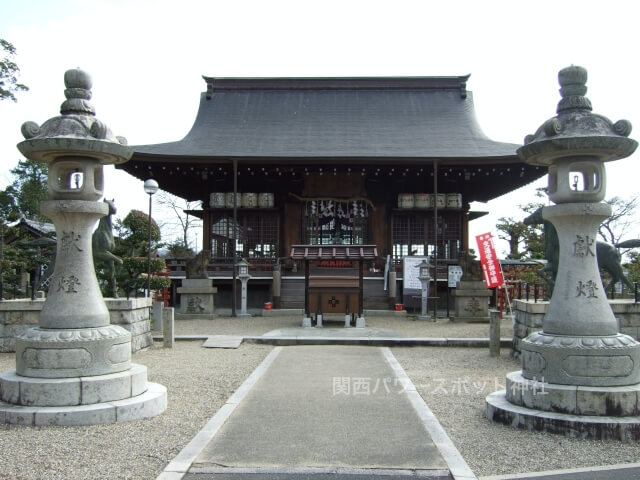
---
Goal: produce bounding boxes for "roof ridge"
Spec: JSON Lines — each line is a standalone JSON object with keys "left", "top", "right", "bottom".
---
{"left": 202, "top": 76, "right": 470, "bottom": 98}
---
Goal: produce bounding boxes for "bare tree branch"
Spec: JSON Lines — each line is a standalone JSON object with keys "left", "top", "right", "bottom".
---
{"left": 155, "top": 191, "right": 202, "bottom": 249}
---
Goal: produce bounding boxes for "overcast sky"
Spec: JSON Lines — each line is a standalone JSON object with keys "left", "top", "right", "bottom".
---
{"left": 1, "top": 0, "right": 639, "bottom": 255}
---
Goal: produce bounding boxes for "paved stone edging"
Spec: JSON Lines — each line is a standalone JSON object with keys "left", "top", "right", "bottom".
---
{"left": 187, "top": 466, "right": 450, "bottom": 477}
{"left": 478, "top": 461, "right": 640, "bottom": 480}
{"left": 152, "top": 334, "right": 512, "bottom": 348}
{"left": 156, "top": 347, "right": 283, "bottom": 480}
{"left": 382, "top": 347, "right": 477, "bottom": 480}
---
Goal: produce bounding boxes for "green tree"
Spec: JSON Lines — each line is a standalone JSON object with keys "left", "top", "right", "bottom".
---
{"left": 163, "top": 239, "right": 195, "bottom": 258}
{"left": 624, "top": 251, "right": 640, "bottom": 285}
{"left": 496, "top": 217, "right": 529, "bottom": 259}
{"left": 115, "top": 209, "right": 161, "bottom": 257}
{"left": 519, "top": 199, "right": 546, "bottom": 259}
{"left": 0, "top": 39, "right": 28, "bottom": 102}
{"left": 108, "top": 209, "right": 167, "bottom": 297}
{"left": 494, "top": 191, "right": 546, "bottom": 260}
{"left": 0, "top": 159, "right": 49, "bottom": 297}
{"left": 0, "top": 158, "right": 49, "bottom": 222}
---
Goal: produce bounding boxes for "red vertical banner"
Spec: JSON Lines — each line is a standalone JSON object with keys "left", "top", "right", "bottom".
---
{"left": 475, "top": 232, "right": 504, "bottom": 289}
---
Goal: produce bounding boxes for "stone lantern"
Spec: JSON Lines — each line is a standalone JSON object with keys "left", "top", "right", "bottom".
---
{"left": 236, "top": 258, "right": 251, "bottom": 317}
{"left": 486, "top": 66, "right": 640, "bottom": 439}
{"left": 0, "top": 69, "right": 166, "bottom": 425}
{"left": 416, "top": 258, "right": 432, "bottom": 321}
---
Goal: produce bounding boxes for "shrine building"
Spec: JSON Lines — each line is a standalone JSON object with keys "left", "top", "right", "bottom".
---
{"left": 118, "top": 75, "right": 544, "bottom": 312}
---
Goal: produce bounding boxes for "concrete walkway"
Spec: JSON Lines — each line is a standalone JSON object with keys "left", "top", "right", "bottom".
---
{"left": 158, "top": 345, "right": 475, "bottom": 479}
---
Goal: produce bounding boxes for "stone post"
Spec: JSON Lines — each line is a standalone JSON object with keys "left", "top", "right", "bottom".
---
{"left": 486, "top": 66, "right": 640, "bottom": 439}
{"left": 163, "top": 307, "right": 174, "bottom": 348}
{"left": 153, "top": 300, "right": 164, "bottom": 331}
{"left": 272, "top": 268, "right": 281, "bottom": 309}
{"left": 489, "top": 310, "right": 500, "bottom": 357}
{"left": 0, "top": 69, "right": 166, "bottom": 426}
{"left": 388, "top": 270, "right": 396, "bottom": 309}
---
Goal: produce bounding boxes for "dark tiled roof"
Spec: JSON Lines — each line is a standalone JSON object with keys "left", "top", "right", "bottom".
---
{"left": 132, "top": 76, "right": 519, "bottom": 160}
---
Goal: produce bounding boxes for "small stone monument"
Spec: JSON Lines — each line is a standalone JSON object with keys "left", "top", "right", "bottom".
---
{"left": 177, "top": 250, "right": 217, "bottom": 319}
{"left": 452, "top": 251, "right": 491, "bottom": 322}
{"left": 0, "top": 69, "right": 166, "bottom": 425}
{"left": 486, "top": 66, "right": 640, "bottom": 439}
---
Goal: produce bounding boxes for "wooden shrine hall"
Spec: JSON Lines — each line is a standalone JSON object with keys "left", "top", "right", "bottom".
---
{"left": 119, "top": 75, "right": 545, "bottom": 312}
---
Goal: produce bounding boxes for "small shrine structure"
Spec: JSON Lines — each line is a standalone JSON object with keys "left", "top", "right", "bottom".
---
{"left": 290, "top": 244, "right": 377, "bottom": 326}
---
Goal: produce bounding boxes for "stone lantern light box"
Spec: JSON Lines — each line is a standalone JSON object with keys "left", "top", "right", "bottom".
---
{"left": 237, "top": 258, "right": 250, "bottom": 278}
{"left": 417, "top": 259, "right": 431, "bottom": 281}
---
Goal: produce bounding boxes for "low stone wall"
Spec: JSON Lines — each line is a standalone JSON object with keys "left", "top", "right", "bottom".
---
{"left": 0, "top": 299, "right": 45, "bottom": 353}
{"left": 0, "top": 297, "right": 152, "bottom": 353}
{"left": 105, "top": 297, "right": 154, "bottom": 352}
{"left": 512, "top": 299, "right": 640, "bottom": 357}
{"left": 511, "top": 299, "right": 548, "bottom": 357}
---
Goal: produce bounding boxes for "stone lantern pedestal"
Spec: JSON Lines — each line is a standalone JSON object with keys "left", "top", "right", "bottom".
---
{"left": 452, "top": 281, "right": 491, "bottom": 322}
{"left": 486, "top": 66, "right": 640, "bottom": 439}
{"left": 177, "top": 279, "right": 218, "bottom": 319}
{"left": 0, "top": 69, "right": 166, "bottom": 425}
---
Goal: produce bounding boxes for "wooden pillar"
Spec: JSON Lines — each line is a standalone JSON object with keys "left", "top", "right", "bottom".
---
{"left": 358, "top": 259, "right": 364, "bottom": 316}
{"left": 203, "top": 209, "right": 211, "bottom": 253}
{"left": 433, "top": 160, "right": 439, "bottom": 317}
{"left": 232, "top": 158, "right": 238, "bottom": 317}
{"left": 304, "top": 259, "right": 310, "bottom": 317}
{"left": 461, "top": 210, "right": 469, "bottom": 253}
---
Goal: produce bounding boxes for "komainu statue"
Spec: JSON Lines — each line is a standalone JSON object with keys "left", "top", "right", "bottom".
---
{"left": 185, "top": 250, "right": 211, "bottom": 279}
{"left": 92, "top": 198, "right": 123, "bottom": 297}
{"left": 457, "top": 251, "right": 482, "bottom": 281}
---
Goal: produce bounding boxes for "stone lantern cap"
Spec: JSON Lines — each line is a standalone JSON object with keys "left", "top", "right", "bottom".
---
{"left": 518, "top": 65, "right": 637, "bottom": 166}
{"left": 17, "top": 68, "right": 132, "bottom": 165}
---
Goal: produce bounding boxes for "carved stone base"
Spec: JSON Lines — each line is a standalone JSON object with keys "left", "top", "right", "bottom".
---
{"left": 0, "top": 384, "right": 166, "bottom": 426}
{"left": 486, "top": 385, "right": 640, "bottom": 441}
{"left": 1, "top": 364, "right": 147, "bottom": 407}
{"left": 15, "top": 325, "right": 132, "bottom": 378}
{"left": 0, "top": 362, "right": 166, "bottom": 426}
{"left": 506, "top": 370, "right": 640, "bottom": 416}
{"left": 520, "top": 332, "right": 640, "bottom": 386}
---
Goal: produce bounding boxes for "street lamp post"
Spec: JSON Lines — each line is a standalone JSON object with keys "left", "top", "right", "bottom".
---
{"left": 143, "top": 179, "right": 159, "bottom": 297}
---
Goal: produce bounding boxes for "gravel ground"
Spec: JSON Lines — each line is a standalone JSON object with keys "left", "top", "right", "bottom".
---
{"left": 2, "top": 314, "right": 637, "bottom": 478}
{"left": 0, "top": 342, "right": 272, "bottom": 480}
{"left": 393, "top": 346, "right": 640, "bottom": 477}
